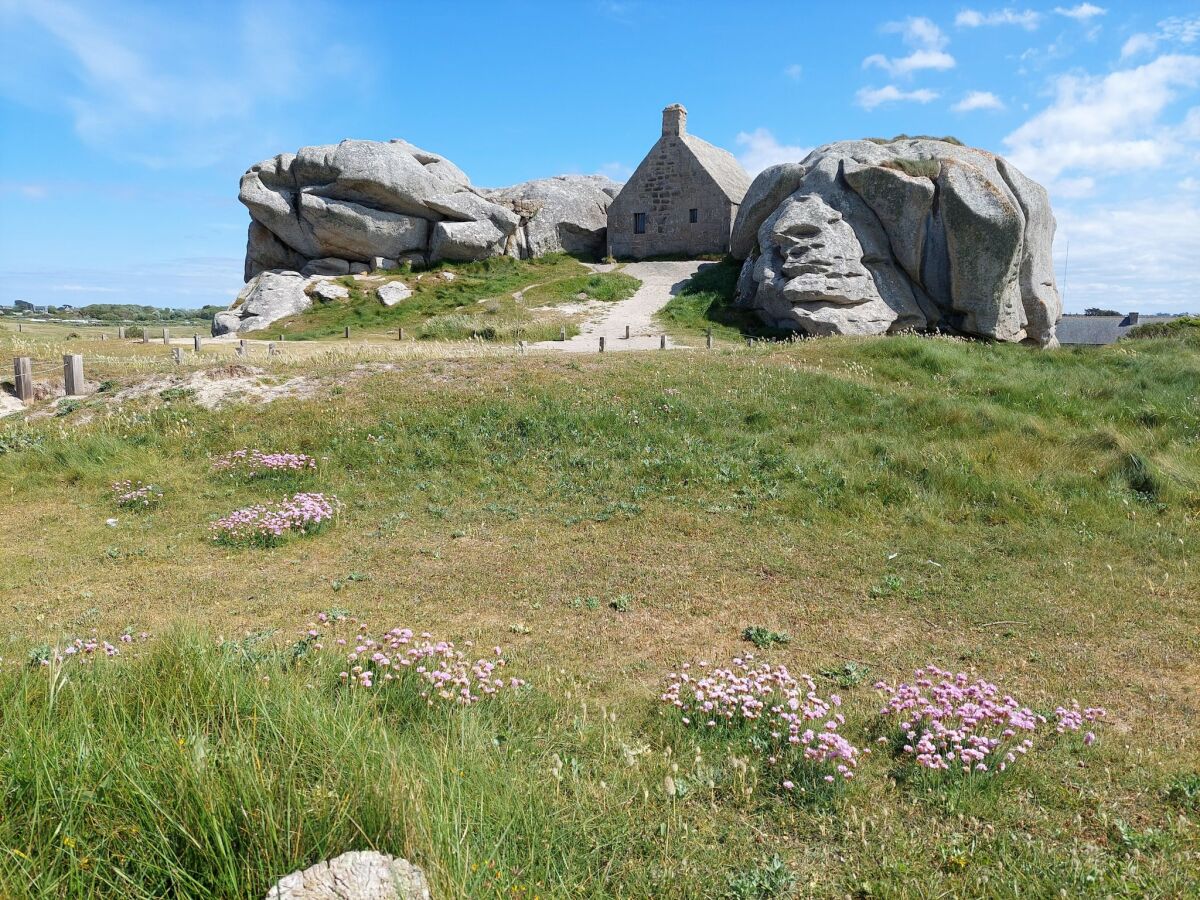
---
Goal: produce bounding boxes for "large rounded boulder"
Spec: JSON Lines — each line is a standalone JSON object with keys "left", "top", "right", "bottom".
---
{"left": 237, "top": 139, "right": 621, "bottom": 280}
{"left": 730, "top": 138, "right": 1061, "bottom": 346}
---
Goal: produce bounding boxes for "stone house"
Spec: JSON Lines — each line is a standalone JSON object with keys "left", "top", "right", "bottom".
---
{"left": 607, "top": 104, "right": 751, "bottom": 259}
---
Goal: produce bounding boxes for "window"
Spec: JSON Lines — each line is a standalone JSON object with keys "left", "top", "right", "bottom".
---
{"left": 634, "top": 212, "right": 646, "bottom": 234}
{"left": 689, "top": 208, "right": 699, "bottom": 224}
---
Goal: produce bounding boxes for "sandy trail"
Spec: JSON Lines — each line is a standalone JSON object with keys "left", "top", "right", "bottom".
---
{"left": 532, "top": 260, "right": 707, "bottom": 352}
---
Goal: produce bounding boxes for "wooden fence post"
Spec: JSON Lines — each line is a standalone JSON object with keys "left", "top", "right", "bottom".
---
{"left": 162, "top": 327, "right": 169, "bottom": 345}
{"left": 16, "top": 323, "right": 21, "bottom": 333}
{"left": 398, "top": 327, "right": 404, "bottom": 341}
{"left": 142, "top": 330, "right": 148, "bottom": 344}
{"left": 268, "top": 342, "right": 276, "bottom": 357}
{"left": 13, "top": 357, "right": 32, "bottom": 401}
{"left": 560, "top": 326, "right": 567, "bottom": 342}
{"left": 344, "top": 326, "right": 350, "bottom": 339}
{"left": 660, "top": 334, "right": 667, "bottom": 349}
{"left": 625, "top": 324, "right": 630, "bottom": 340}
{"left": 118, "top": 325, "right": 126, "bottom": 339}
{"left": 171, "top": 347, "right": 182, "bottom": 364}
{"left": 518, "top": 340, "right": 526, "bottom": 354}
{"left": 239, "top": 339, "right": 247, "bottom": 353}
{"left": 193, "top": 334, "right": 201, "bottom": 352}
{"left": 706, "top": 327, "right": 713, "bottom": 349}
{"left": 63, "top": 354, "right": 84, "bottom": 396}
{"left": 599, "top": 336, "right": 605, "bottom": 353}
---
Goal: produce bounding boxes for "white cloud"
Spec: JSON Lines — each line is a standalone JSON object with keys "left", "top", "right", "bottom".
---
{"left": 1003, "top": 54, "right": 1200, "bottom": 184}
{"left": 864, "top": 49, "right": 956, "bottom": 78}
{"left": 1055, "top": 197, "right": 1200, "bottom": 313}
{"left": 885, "top": 16, "right": 949, "bottom": 50}
{"left": 1122, "top": 17, "right": 1200, "bottom": 61}
{"left": 1159, "top": 16, "right": 1200, "bottom": 45}
{"left": 1178, "top": 176, "right": 1200, "bottom": 191}
{"left": 597, "top": 161, "right": 633, "bottom": 181}
{"left": 953, "top": 90, "right": 1005, "bottom": 112}
{"left": 1121, "top": 33, "right": 1157, "bottom": 60}
{"left": 1054, "top": 4, "right": 1105, "bottom": 22}
{"left": 784, "top": 63, "right": 803, "bottom": 81}
{"left": 865, "top": 16, "right": 956, "bottom": 77}
{"left": 856, "top": 85, "right": 940, "bottom": 110}
{"left": 735, "top": 128, "right": 811, "bottom": 175}
{"left": 955, "top": 8, "right": 1040, "bottom": 30}
{"left": 1052, "top": 176, "right": 1096, "bottom": 198}
{"left": 0, "top": 0, "right": 362, "bottom": 168}
{"left": 53, "top": 284, "right": 122, "bottom": 293}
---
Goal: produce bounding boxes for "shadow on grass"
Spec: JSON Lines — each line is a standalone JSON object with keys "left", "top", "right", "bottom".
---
{"left": 658, "top": 257, "right": 791, "bottom": 341}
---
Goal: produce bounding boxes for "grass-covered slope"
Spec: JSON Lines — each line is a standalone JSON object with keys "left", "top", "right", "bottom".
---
{"left": 250, "top": 254, "right": 637, "bottom": 343}
{"left": 1, "top": 334, "right": 1198, "bottom": 897}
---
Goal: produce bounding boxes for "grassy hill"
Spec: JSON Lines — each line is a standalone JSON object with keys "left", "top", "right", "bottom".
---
{"left": 0, "top": 317, "right": 1198, "bottom": 896}
{"left": 249, "top": 254, "right": 639, "bottom": 342}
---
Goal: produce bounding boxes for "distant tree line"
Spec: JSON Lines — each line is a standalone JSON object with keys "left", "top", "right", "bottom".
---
{"left": 43, "top": 303, "right": 223, "bottom": 323}
{"left": 1083, "top": 308, "right": 1122, "bottom": 317}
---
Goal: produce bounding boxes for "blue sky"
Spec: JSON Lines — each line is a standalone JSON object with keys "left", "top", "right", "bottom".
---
{"left": 1, "top": 0, "right": 1198, "bottom": 313}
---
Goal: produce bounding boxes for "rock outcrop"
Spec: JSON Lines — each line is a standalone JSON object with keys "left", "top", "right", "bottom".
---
{"left": 266, "top": 851, "right": 431, "bottom": 900}
{"left": 730, "top": 139, "right": 1061, "bottom": 346}
{"left": 213, "top": 271, "right": 314, "bottom": 336}
{"left": 236, "top": 139, "right": 620, "bottom": 280}
{"left": 484, "top": 175, "right": 620, "bottom": 259}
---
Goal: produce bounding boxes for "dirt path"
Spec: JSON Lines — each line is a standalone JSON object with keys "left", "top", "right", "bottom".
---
{"left": 532, "top": 260, "right": 707, "bottom": 352}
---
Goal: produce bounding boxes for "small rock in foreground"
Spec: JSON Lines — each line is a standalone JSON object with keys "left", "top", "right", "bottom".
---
{"left": 265, "top": 851, "right": 431, "bottom": 900}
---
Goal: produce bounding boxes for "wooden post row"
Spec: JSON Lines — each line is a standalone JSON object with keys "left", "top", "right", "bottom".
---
{"left": 63, "top": 354, "right": 84, "bottom": 396}
{"left": 13, "top": 357, "right": 32, "bottom": 402}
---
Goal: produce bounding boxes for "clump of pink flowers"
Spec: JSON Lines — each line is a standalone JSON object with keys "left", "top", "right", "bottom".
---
{"left": 211, "top": 449, "right": 317, "bottom": 477}
{"left": 30, "top": 629, "right": 151, "bottom": 667}
{"left": 211, "top": 492, "right": 339, "bottom": 546}
{"left": 303, "top": 613, "right": 526, "bottom": 704}
{"left": 874, "top": 665, "right": 1106, "bottom": 774}
{"left": 661, "top": 656, "right": 863, "bottom": 788}
{"left": 111, "top": 480, "right": 163, "bottom": 509}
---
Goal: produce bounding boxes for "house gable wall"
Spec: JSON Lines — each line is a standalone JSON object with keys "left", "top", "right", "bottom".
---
{"left": 607, "top": 136, "right": 737, "bottom": 259}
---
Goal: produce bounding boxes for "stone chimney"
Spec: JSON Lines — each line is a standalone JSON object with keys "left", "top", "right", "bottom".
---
{"left": 662, "top": 103, "right": 687, "bottom": 137}
{"left": 1127, "top": 312, "right": 1139, "bottom": 325}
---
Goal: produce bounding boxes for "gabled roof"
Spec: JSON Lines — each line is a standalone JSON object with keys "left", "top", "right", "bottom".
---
{"left": 681, "top": 134, "right": 751, "bottom": 204}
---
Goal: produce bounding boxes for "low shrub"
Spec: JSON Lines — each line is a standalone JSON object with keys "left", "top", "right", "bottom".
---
{"left": 741, "top": 626, "right": 790, "bottom": 649}
{"left": 111, "top": 480, "right": 163, "bottom": 509}
{"left": 874, "top": 665, "right": 1105, "bottom": 775}
{"left": 210, "top": 492, "right": 339, "bottom": 547}
{"left": 320, "top": 614, "right": 527, "bottom": 702}
{"left": 661, "top": 656, "right": 863, "bottom": 792}
{"left": 211, "top": 449, "right": 318, "bottom": 477}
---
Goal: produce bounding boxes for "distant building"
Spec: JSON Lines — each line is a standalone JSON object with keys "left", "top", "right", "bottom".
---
{"left": 1057, "top": 312, "right": 1180, "bottom": 345}
{"left": 607, "top": 104, "right": 751, "bottom": 259}
{"left": 14, "top": 299, "right": 34, "bottom": 311}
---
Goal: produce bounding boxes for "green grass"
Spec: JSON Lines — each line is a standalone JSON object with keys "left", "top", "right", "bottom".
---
{"left": 657, "top": 257, "right": 786, "bottom": 340}
{"left": 249, "top": 255, "right": 635, "bottom": 342}
{"left": 1, "top": 332, "right": 1199, "bottom": 896}
{"left": 1128, "top": 315, "right": 1200, "bottom": 341}
{"left": 520, "top": 272, "right": 640, "bottom": 306}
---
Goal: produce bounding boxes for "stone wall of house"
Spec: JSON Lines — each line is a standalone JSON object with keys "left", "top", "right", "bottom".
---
{"left": 607, "top": 109, "right": 738, "bottom": 259}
